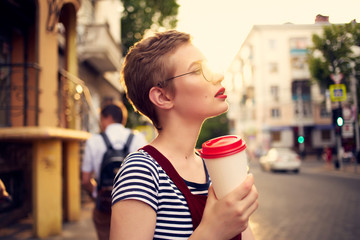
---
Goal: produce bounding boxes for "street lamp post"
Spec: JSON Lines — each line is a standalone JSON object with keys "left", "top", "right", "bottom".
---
{"left": 297, "top": 85, "right": 305, "bottom": 159}
{"left": 330, "top": 73, "right": 344, "bottom": 168}
{"left": 350, "top": 67, "right": 359, "bottom": 171}
{"left": 349, "top": 44, "right": 360, "bottom": 169}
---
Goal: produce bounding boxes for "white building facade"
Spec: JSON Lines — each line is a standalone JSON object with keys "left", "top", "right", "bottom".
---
{"left": 75, "top": 0, "right": 124, "bottom": 132}
{"left": 228, "top": 20, "right": 337, "bottom": 157}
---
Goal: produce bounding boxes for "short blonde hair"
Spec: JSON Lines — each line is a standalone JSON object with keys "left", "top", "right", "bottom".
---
{"left": 121, "top": 30, "right": 191, "bottom": 130}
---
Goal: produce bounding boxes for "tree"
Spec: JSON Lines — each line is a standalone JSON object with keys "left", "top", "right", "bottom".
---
{"left": 308, "top": 21, "right": 360, "bottom": 91}
{"left": 309, "top": 21, "right": 360, "bottom": 161}
{"left": 120, "top": 0, "right": 179, "bottom": 128}
{"left": 120, "top": 0, "right": 179, "bottom": 55}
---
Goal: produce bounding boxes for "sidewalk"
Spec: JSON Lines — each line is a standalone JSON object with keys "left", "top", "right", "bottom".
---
{"left": 301, "top": 155, "right": 360, "bottom": 179}
{"left": 0, "top": 198, "right": 97, "bottom": 240}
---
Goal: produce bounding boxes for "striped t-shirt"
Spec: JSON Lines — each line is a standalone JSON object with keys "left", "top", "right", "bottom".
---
{"left": 112, "top": 149, "right": 210, "bottom": 239}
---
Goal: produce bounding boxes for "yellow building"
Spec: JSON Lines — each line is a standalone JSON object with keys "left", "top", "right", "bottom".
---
{"left": 0, "top": 0, "right": 92, "bottom": 238}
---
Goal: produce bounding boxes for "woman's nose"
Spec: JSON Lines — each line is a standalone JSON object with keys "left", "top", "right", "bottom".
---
{"left": 212, "top": 72, "right": 224, "bottom": 84}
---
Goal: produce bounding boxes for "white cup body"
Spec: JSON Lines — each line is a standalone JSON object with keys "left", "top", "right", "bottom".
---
{"left": 204, "top": 151, "right": 248, "bottom": 199}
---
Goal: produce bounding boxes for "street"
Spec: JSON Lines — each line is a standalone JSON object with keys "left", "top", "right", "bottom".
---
{"left": 249, "top": 159, "right": 360, "bottom": 240}
{"left": 2, "top": 158, "right": 360, "bottom": 240}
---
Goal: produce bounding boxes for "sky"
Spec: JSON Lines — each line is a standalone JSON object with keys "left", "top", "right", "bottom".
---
{"left": 176, "top": 0, "right": 360, "bottom": 70}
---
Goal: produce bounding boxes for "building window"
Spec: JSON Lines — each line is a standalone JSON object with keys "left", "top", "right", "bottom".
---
{"left": 320, "top": 103, "right": 331, "bottom": 118}
{"left": 321, "top": 130, "right": 331, "bottom": 141}
{"left": 271, "top": 108, "right": 280, "bottom": 118}
{"left": 294, "top": 102, "right": 313, "bottom": 118}
{"left": 290, "top": 55, "right": 307, "bottom": 71}
{"left": 271, "top": 131, "right": 281, "bottom": 141}
{"left": 289, "top": 37, "right": 308, "bottom": 52}
{"left": 292, "top": 80, "right": 312, "bottom": 118}
{"left": 270, "top": 86, "right": 279, "bottom": 101}
{"left": 292, "top": 80, "right": 310, "bottom": 100}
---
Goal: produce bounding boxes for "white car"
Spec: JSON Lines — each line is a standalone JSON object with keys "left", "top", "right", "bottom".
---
{"left": 259, "top": 148, "right": 301, "bottom": 173}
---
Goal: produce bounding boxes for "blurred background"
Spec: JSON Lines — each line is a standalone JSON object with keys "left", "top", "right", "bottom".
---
{"left": 0, "top": 0, "right": 359, "bottom": 239}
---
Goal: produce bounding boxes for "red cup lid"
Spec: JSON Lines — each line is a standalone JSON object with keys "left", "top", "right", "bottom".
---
{"left": 198, "top": 135, "right": 246, "bottom": 159}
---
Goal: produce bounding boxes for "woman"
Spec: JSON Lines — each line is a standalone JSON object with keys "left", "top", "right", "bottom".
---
{"left": 111, "top": 30, "right": 258, "bottom": 239}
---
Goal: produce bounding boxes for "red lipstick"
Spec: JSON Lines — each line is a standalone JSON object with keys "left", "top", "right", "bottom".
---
{"left": 215, "top": 87, "right": 227, "bottom": 98}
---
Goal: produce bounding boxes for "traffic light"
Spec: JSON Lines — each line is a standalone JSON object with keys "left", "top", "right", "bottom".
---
{"left": 336, "top": 116, "right": 344, "bottom": 127}
{"left": 332, "top": 107, "right": 343, "bottom": 135}
{"left": 332, "top": 108, "right": 343, "bottom": 127}
{"left": 298, "top": 136, "right": 304, "bottom": 144}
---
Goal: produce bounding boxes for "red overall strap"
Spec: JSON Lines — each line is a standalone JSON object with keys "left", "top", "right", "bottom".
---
{"left": 142, "top": 145, "right": 206, "bottom": 230}
{"left": 141, "top": 145, "right": 241, "bottom": 240}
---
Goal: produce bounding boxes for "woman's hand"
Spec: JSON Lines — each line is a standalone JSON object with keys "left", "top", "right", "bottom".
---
{"left": 191, "top": 174, "right": 258, "bottom": 240}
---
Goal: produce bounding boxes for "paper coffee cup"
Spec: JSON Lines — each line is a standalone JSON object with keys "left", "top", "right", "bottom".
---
{"left": 198, "top": 135, "right": 248, "bottom": 199}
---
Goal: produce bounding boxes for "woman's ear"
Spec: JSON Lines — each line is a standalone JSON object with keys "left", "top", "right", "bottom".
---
{"left": 149, "top": 86, "right": 173, "bottom": 110}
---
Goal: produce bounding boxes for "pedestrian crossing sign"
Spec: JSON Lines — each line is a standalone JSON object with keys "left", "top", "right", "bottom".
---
{"left": 329, "top": 84, "right": 347, "bottom": 102}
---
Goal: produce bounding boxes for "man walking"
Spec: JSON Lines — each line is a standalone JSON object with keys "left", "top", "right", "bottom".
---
{"left": 81, "top": 103, "right": 147, "bottom": 240}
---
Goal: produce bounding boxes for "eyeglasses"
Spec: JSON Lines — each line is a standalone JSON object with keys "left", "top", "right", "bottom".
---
{"left": 157, "top": 61, "right": 217, "bottom": 88}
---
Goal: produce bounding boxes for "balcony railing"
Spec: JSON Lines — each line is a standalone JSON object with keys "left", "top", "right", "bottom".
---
{"left": 58, "top": 69, "right": 98, "bottom": 131}
{"left": 0, "top": 62, "right": 98, "bottom": 130}
{"left": 0, "top": 62, "right": 40, "bottom": 127}
{"left": 77, "top": 24, "right": 122, "bottom": 73}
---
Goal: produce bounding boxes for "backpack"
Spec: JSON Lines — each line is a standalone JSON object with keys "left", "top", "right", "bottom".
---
{"left": 96, "top": 132, "right": 134, "bottom": 213}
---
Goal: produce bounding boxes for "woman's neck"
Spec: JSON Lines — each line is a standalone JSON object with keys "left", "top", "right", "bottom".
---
{"left": 151, "top": 118, "right": 203, "bottom": 157}
{"left": 150, "top": 119, "right": 207, "bottom": 183}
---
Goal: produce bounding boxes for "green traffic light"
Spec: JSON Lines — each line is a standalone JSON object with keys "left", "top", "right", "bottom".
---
{"left": 298, "top": 136, "right": 304, "bottom": 144}
{"left": 336, "top": 117, "right": 344, "bottom": 127}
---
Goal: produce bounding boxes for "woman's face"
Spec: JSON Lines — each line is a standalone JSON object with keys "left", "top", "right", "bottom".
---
{"left": 167, "top": 43, "right": 228, "bottom": 120}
